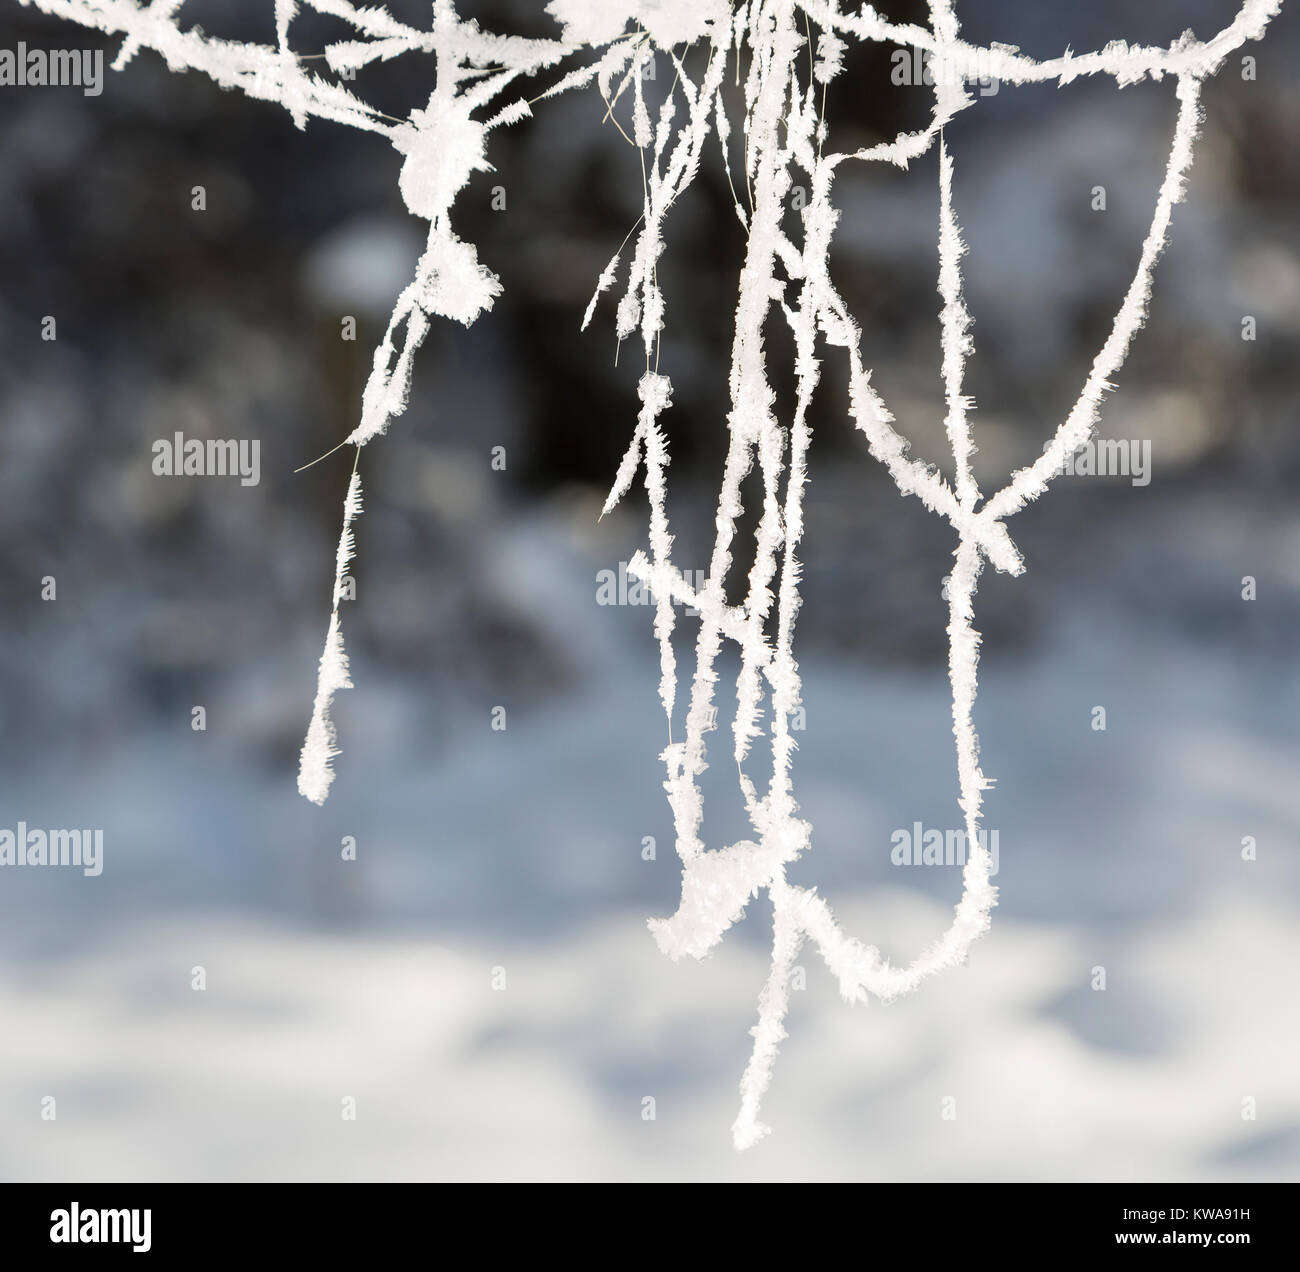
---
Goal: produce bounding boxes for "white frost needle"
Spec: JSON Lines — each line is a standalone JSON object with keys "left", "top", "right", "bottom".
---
{"left": 299, "top": 457, "right": 363, "bottom": 805}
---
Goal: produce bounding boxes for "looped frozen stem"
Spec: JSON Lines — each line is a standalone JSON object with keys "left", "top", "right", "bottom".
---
{"left": 26, "top": 0, "right": 1282, "bottom": 1149}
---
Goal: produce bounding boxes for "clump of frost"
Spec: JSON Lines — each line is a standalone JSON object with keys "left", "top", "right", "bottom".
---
{"left": 546, "top": 0, "right": 729, "bottom": 49}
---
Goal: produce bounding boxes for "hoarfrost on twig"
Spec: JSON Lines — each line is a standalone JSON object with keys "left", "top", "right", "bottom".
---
{"left": 21, "top": 0, "right": 1282, "bottom": 1146}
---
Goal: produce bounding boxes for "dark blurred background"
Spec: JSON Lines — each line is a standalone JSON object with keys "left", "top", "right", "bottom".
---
{"left": 0, "top": 0, "right": 1296, "bottom": 1180}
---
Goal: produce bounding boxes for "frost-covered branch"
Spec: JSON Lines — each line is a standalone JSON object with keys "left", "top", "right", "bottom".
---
{"left": 18, "top": 0, "right": 1282, "bottom": 1147}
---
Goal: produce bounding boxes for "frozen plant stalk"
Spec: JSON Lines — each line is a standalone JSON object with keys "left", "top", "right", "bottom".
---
{"left": 17, "top": 0, "right": 1283, "bottom": 1145}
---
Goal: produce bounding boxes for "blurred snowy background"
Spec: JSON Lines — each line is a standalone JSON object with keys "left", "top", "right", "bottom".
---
{"left": 0, "top": 0, "right": 1297, "bottom": 1180}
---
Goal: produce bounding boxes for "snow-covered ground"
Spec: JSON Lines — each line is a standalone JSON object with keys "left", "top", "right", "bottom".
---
{"left": 0, "top": 507, "right": 1295, "bottom": 1181}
